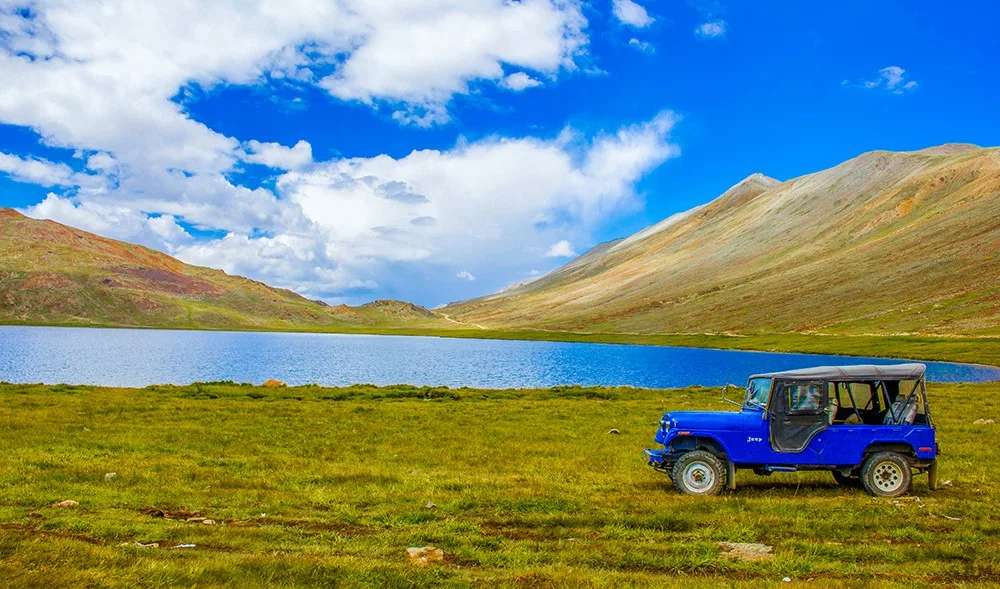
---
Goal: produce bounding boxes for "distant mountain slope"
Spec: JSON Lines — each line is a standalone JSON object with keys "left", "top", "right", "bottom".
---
{"left": 445, "top": 144, "right": 1000, "bottom": 336}
{"left": 0, "top": 209, "right": 446, "bottom": 330}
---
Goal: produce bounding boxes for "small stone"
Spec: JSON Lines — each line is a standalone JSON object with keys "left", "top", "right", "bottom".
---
{"left": 262, "top": 379, "right": 286, "bottom": 388}
{"left": 425, "top": 502, "right": 437, "bottom": 509}
{"left": 52, "top": 500, "right": 78, "bottom": 508}
{"left": 782, "top": 578, "right": 792, "bottom": 583}
{"left": 135, "top": 542, "right": 159, "bottom": 549}
{"left": 173, "top": 544, "right": 196, "bottom": 549}
{"left": 202, "top": 519, "right": 215, "bottom": 525}
{"left": 105, "top": 472, "right": 117, "bottom": 480}
{"left": 718, "top": 542, "right": 775, "bottom": 561}
{"left": 186, "top": 517, "right": 206, "bottom": 523}
{"left": 607, "top": 429, "right": 621, "bottom": 435}
{"left": 407, "top": 546, "right": 445, "bottom": 566}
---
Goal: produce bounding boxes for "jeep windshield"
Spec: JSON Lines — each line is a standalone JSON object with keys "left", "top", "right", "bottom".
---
{"left": 745, "top": 377, "right": 772, "bottom": 409}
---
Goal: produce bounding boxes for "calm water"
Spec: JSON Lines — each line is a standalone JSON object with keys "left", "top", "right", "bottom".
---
{"left": 0, "top": 326, "right": 998, "bottom": 388}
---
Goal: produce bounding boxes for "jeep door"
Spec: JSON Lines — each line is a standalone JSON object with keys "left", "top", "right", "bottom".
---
{"left": 769, "top": 380, "right": 830, "bottom": 455}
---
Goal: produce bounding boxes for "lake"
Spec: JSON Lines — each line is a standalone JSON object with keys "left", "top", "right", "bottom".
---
{"left": 1, "top": 326, "right": 998, "bottom": 388}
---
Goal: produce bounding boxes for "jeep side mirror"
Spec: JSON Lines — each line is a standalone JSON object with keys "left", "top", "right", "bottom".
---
{"left": 721, "top": 383, "right": 742, "bottom": 407}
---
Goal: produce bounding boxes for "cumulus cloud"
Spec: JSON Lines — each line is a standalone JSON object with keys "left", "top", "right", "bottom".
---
{"left": 857, "top": 66, "right": 919, "bottom": 94}
{"left": 545, "top": 240, "right": 577, "bottom": 257}
{"left": 175, "top": 111, "right": 681, "bottom": 301}
{"left": 0, "top": 152, "right": 75, "bottom": 186}
{"left": 456, "top": 270, "right": 476, "bottom": 281}
{"left": 628, "top": 38, "right": 655, "bottom": 54}
{"left": 501, "top": 72, "right": 543, "bottom": 92}
{"left": 316, "top": 0, "right": 588, "bottom": 121}
{"left": 24, "top": 193, "right": 195, "bottom": 250}
{"left": 694, "top": 20, "right": 728, "bottom": 38}
{"left": 612, "top": 0, "right": 654, "bottom": 28}
{"left": 0, "top": 2, "right": 684, "bottom": 304}
{"left": 241, "top": 140, "right": 313, "bottom": 170}
{"left": 0, "top": 0, "right": 593, "bottom": 238}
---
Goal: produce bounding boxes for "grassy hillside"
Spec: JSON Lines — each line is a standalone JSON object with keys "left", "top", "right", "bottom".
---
{"left": 446, "top": 144, "right": 1000, "bottom": 337}
{"left": 1, "top": 381, "right": 998, "bottom": 586}
{"left": 0, "top": 208, "right": 450, "bottom": 331}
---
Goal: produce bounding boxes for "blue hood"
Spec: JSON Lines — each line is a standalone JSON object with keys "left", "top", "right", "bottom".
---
{"left": 662, "top": 410, "right": 745, "bottom": 432}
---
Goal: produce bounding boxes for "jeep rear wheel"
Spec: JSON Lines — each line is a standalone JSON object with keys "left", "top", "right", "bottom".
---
{"left": 671, "top": 450, "right": 726, "bottom": 496}
{"left": 861, "top": 452, "right": 912, "bottom": 497}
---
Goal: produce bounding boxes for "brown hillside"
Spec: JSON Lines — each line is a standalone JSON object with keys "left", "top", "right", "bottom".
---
{"left": 0, "top": 209, "right": 446, "bottom": 330}
{"left": 445, "top": 144, "right": 1000, "bottom": 336}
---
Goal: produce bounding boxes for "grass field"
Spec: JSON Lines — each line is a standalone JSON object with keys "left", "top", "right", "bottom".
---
{"left": 2, "top": 381, "right": 999, "bottom": 587}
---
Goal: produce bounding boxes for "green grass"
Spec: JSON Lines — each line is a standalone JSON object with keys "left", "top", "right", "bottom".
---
{"left": 2, "top": 381, "right": 999, "bottom": 587}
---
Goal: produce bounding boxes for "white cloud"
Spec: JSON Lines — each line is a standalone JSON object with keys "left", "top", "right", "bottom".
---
{"left": 241, "top": 140, "right": 313, "bottom": 171}
{"left": 880, "top": 66, "right": 906, "bottom": 89}
{"left": 23, "top": 193, "right": 194, "bottom": 251}
{"left": 0, "top": 0, "right": 593, "bottom": 240}
{"left": 855, "top": 66, "right": 919, "bottom": 94}
{"left": 628, "top": 38, "right": 655, "bottom": 54}
{"left": 545, "top": 240, "right": 577, "bottom": 258}
{"left": 501, "top": 72, "right": 543, "bottom": 92}
{"left": 173, "top": 111, "right": 680, "bottom": 301}
{"left": 456, "top": 270, "right": 476, "bottom": 281}
{"left": 0, "top": 2, "right": 685, "bottom": 304}
{"left": 0, "top": 152, "right": 74, "bottom": 186}
{"left": 612, "top": 0, "right": 654, "bottom": 28}
{"left": 317, "top": 0, "right": 588, "bottom": 120}
{"left": 695, "top": 20, "right": 728, "bottom": 38}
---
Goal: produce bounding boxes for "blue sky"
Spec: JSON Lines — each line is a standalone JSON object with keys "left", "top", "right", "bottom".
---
{"left": 1, "top": 1, "right": 998, "bottom": 307}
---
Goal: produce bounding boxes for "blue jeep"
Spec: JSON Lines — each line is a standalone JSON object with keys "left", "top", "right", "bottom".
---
{"left": 645, "top": 364, "right": 939, "bottom": 497}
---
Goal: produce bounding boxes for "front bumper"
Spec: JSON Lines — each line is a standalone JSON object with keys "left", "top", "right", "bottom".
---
{"left": 645, "top": 448, "right": 676, "bottom": 471}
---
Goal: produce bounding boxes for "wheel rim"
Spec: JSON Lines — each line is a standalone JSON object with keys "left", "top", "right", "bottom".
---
{"left": 683, "top": 461, "right": 715, "bottom": 493}
{"left": 872, "top": 462, "right": 904, "bottom": 493}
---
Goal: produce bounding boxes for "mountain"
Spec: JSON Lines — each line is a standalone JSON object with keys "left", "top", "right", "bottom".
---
{"left": 445, "top": 144, "right": 1000, "bottom": 336}
{"left": 0, "top": 208, "right": 446, "bottom": 331}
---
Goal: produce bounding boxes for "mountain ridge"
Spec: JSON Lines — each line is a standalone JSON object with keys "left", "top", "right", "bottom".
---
{"left": 445, "top": 144, "right": 1000, "bottom": 336}
{"left": 0, "top": 208, "right": 446, "bottom": 331}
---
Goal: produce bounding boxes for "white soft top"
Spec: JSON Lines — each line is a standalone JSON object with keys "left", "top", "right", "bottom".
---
{"left": 750, "top": 363, "right": 926, "bottom": 381}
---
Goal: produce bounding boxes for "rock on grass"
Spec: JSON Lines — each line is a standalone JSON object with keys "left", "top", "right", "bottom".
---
{"left": 407, "top": 546, "right": 445, "bottom": 566}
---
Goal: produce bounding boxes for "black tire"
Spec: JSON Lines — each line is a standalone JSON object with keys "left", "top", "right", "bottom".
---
{"left": 832, "top": 470, "right": 861, "bottom": 487}
{"left": 861, "top": 452, "right": 912, "bottom": 497}
{"left": 671, "top": 450, "right": 726, "bottom": 496}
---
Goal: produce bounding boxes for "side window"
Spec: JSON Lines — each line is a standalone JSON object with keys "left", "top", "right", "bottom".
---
{"left": 844, "top": 382, "right": 873, "bottom": 410}
{"left": 785, "top": 382, "right": 825, "bottom": 415}
{"left": 897, "top": 380, "right": 925, "bottom": 415}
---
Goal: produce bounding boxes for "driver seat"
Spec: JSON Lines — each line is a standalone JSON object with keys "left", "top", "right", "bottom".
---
{"left": 883, "top": 395, "right": 918, "bottom": 425}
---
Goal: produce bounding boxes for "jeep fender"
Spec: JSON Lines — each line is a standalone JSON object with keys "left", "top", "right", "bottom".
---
{"left": 668, "top": 435, "right": 736, "bottom": 490}
{"left": 861, "top": 442, "right": 926, "bottom": 466}
{"left": 668, "top": 434, "right": 729, "bottom": 459}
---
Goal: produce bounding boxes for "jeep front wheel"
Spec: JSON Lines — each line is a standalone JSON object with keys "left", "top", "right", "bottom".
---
{"left": 861, "top": 452, "right": 912, "bottom": 497}
{"left": 671, "top": 450, "right": 726, "bottom": 495}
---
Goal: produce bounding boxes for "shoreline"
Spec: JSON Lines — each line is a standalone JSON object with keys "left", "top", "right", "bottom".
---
{"left": 2, "top": 320, "right": 1000, "bottom": 369}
